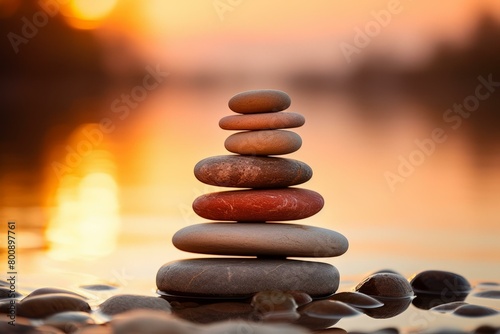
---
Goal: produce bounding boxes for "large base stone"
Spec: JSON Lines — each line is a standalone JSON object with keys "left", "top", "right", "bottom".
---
{"left": 156, "top": 258, "right": 339, "bottom": 299}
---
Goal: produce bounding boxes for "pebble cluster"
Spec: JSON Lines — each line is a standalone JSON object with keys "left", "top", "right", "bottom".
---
{"left": 156, "top": 89, "right": 349, "bottom": 299}
{"left": 0, "top": 269, "right": 499, "bottom": 333}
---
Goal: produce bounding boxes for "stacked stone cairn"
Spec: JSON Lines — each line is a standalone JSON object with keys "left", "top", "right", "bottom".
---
{"left": 156, "top": 89, "right": 349, "bottom": 300}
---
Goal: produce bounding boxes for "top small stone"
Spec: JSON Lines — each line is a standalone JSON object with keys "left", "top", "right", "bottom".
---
{"left": 228, "top": 89, "right": 291, "bottom": 114}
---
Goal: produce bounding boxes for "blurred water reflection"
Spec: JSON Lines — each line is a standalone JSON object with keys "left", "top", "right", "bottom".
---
{"left": 46, "top": 124, "right": 120, "bottom": 260}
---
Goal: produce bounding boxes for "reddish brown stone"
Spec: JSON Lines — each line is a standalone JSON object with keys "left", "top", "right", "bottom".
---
{"left": 172, "top": 223, "right": 348, "bottom": 257}
{"left": 228, "top": 89, "right": 291, "bottom": 114}
{"left": 224, "top": 130, "right": 302, "bottom": 156}
{"left": 192, "top": 188, "right": 324, "bottom": 221}
{"left": 219, "top": 112, "right": 305, "bottom": 130}
{"left": 194, "top": 155, "right": 312, "bottom": 188}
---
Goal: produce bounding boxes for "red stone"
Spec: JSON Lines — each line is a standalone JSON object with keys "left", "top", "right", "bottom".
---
{"left": 192, "top": 188, "right": 324, "bottom": 221}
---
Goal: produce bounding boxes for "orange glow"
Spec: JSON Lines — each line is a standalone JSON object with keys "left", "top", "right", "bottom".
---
{"left": 62, "top": 0, "right": 117, "bottom": 30}
{"left": 46, "top": 124, "right": 120, "bottom": 260}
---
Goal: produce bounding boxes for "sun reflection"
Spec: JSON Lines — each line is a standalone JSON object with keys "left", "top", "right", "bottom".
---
{"left": 46, "top": 124, "right": 120, "bottom": 260}
{"left": 61, "top": 0, "right": 117, "bottom": 30}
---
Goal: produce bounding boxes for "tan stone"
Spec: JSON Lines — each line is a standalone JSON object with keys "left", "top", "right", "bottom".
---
{"left": 225, "top": 130, "right": 302, "bottom": 155}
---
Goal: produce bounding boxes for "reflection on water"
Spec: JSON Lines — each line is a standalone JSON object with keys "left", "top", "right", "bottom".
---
{"left": 46, "top": 124, "right": 120, "bottom": 260}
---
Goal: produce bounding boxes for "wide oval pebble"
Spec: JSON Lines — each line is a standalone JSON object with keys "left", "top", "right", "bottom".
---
{"left": 156, "top": 258, "right": 339, "bottom": 298}
{"left": 228, "top": 89, "right": 291, "bottom": 114}
{"left": 225, "top": 130, "right": 302, "bottom": 155}
{"left": 410, "top": 270, "right": 471, "bottom": 295}
{"left": 192, "top": 188, "right": 324, "bottom": 221}
{"left": 219, "top": 112, "right": 305, "bottom": 130}
{"left": 355, "top": 273, "right": 414, "bottom": 299}
{"left": 194, "top": 155, "right": 312, "bottom": 188}
{"left": 18, "top": 293, "right": 90, "bottom": 318}
{"left": 99, "top": 294, "right": 171, "bottom": 316}
{"left": 173, "top": 223, "right": 348, "bottom": 257}
{"left": 453, "top": 304, "right": 499, "bottom": 317}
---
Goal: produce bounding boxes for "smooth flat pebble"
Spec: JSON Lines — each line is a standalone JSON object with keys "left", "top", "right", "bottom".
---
{"left": 156, "top": 258, "right": 339, "bottom": 298}
{"left": 173, "top": 223, "right": 348, "bottom": 257}
{"left": 79, "top": 284, "right": 117, "bottom": 291}
{"left": 192, "top": 188, "right": 324, "bottom": 221}
{"left": 228, "top": 89, "right": 291, "bottom": 114}
{"left": 219, "top": 112, "right": 305, "bottom": 130}
{"left": 194, "top": 155, "right": 312, "bottom": 188}
{"left": 410, "top": 270, "right": 471, "bottom": 296}
{"left": 17, "top": 293, "right": 91, "bottom": 318}
{"left": 452, "top": 304, "right": 499, "bottom": 317}
{"left": 98, "top": 294, "right": 171, "bottom": 316}
{"left": 25, "top": 287, "right": 87, "bottom": 299}
{"left": 474, "top": 290, "right": 500, "bottom": 299}
{"left": 224, "top": 130, "right": 302, "bottom": 155}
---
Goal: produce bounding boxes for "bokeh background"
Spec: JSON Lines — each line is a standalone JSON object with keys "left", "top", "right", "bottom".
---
{"left": 1, "top": 0, "right": 499, "bottom": 286}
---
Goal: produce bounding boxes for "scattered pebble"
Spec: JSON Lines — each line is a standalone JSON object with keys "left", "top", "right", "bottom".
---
{"left": 452, "top": 304, "right": 499, "bottom": 317}
{"left": 79, "top": 284, "right": 117, "bottom": 291}
{"left": 410, "top": 270, "right": 471, "bottom": 296}
{"left": 17, "top": 293, "right": 91, "bottom": 318}
{"left": 473, "top": 325, "right": 500, "bottom": 334}
{"left": 474, "top": 290, "right": 500, "bottom": 299}
{"left": 26, "top": 288, "right": 86, "bottom": 299}
{"left": 98, "top": 294, "right": 171, "bottom": 316}
{"left": 355, "top": 273, "right": 414, "bottom": 299}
